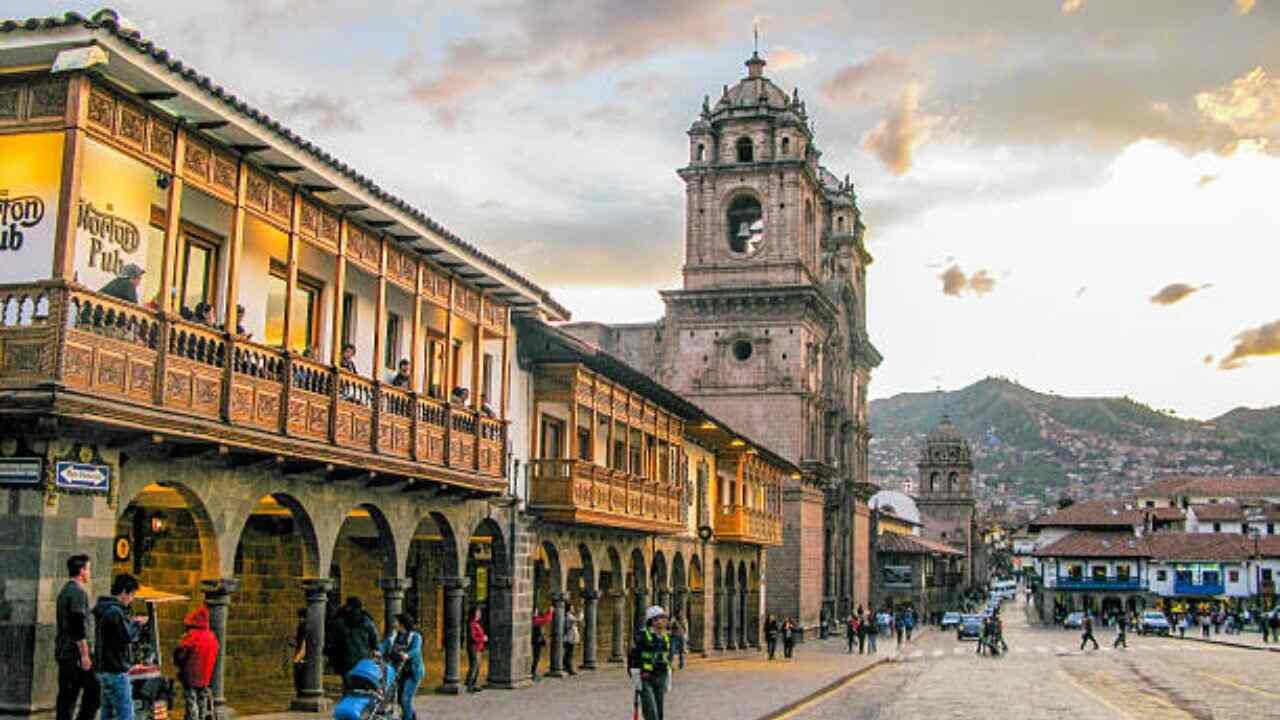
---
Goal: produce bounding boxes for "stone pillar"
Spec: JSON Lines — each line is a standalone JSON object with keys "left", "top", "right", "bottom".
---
{"left": 632, "top": 588, "right": 649, "bottom": 638}
{"left": 581, "top": 589, "right": 600, "bottom": 670}
{"left": 485, "top": 574, "right": 523, "bottom": 689}
{"left": 610, "top": 591, "right": 626, "bottom": 663}
{"left": 547, "top": 591, "right": 566, "bottom": 678}
{"left": 201, "top": 578, "right": 241, "bottom": 720}
{"left": 292, "top": 579, "right": 333, "bottom": 712}
{"left": 379, "top": 577, "right": 411, "bottom": 635}
{"left": 656, "top": 587, "right": 670, "bottom": 612}
{"left": 738, "top": 589, "right": 748, "bottom": 648}
{"left": 439, "top": 576, "right": 468, "bottom": 694}
{"left": 672, "top": 588, "right": 687, "bottom": 625}
{"left": 713, "top": 589, "right": 725, "bottom": 651}
{"left": 725, "top": 589, "right": 737, "bottom": 650}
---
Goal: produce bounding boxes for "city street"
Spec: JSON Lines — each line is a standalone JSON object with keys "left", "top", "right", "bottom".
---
{"left": 790, "top": 599, "right": 1280, "bottom": 720}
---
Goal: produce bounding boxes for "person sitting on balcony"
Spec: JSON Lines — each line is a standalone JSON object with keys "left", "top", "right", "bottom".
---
{"left": 193, "top": 302, "right": 216, "bottom": 327}
{"left": 233, "top": 304, "right": 252, "bottom": 341}
{"left": 450, "top": 386, "right": 470, "bottom": 405}
{"left": 480, "top": 396, "right": 496, "bottom": 417}
{"left": 389, "top": 360, "right": 411, "bottom": 388}
{"left": 98, "top": 264, "right": 145, "bottom": 304}
{"left": 340, "top": 344, "right": 358, "bottom": 374}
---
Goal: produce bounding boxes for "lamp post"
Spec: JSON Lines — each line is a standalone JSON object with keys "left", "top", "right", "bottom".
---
{"left": 1249, "top": 525, "right": 1262, "bottom": 614}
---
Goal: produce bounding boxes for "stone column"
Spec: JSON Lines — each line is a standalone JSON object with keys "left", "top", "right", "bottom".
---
{"left": 656, "top": 586, "right": 670, "bottom": 613}
{"left": 713, "top": 589, "right": 725, "bottom": 651}
{"left": 291, "top": 579, "right": 332, "bottom": 712}
{"left": 485, "top": 574, "right": 522, "bottom": 689}
{"left": 725, "top": 589, "right": 737, "bottom": 650}
{"left": 581, "top": 589, "right": 600, "bottom": 670}
{"left": 609, "top": 591, "right": 625, "bottom": 663}
{"left": 379, "top": 577, "right": 411, "bottom": 635}
{"left": 632, "top": 588, "right": 649, "bottom": 638}
{"left": 547, "top": 591, "right": 566, "bottom": 678}
{"left": 738, "top": 588, "right": 748, "bottom": 648}
{"left": 201, "top": 578, "right": 241, "bottom": 720}
{"left": 439, "top": 576, "right": 468, "bottom": 694}
{"left": 672, "top": 588, "right": 687, "bottom": 625}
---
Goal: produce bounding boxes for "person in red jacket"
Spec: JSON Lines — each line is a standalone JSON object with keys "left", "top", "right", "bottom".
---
{"left": 465, "top": 607, "right": 488, "bottom": 693}
{"left": 173, "top": 606, "right": 219, "bottom": 720}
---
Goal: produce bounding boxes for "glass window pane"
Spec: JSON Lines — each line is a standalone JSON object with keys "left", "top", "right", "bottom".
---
{"left": 182, "top": 241, "right": 211, "bottom": 312}
{"left": 290, "top": 285, "right": 314, "bottom": 354}
{"left": 264, "top": 274, "right": 287, "bottom": 347}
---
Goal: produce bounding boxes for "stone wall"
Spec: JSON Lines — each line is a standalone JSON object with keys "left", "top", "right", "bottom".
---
{"left": 767, "top": 483, "right": 824, "bottom": 630}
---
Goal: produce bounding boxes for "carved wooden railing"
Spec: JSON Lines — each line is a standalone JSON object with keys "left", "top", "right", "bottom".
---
{"left": 715, "top": 505, "right": 783, "bottom": 546}
{"left": 0, "top": 283, "right": 504, "bottom": 480}
{"left": 527, "top": 458, "right": 685, "bottom": 533}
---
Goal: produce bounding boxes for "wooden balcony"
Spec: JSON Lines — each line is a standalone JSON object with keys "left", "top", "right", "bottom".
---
{"left": 527, "top": 459, "right": 686, "bottom": 534}
{"left": 0, "top": 282, "right": 505, "bottom": 490}
{"left": 714, "top": 505, "right": 784, "bottom": 546}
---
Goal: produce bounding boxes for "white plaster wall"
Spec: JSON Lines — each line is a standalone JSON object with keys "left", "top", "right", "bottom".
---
{"left": 383, "top": 285, "right": 414, "bottom": 380}
{"left": 344, "top": 265, "right": 377, "bottom": 376}
{"left": 508, "top": 344, "right": 532, "bottom": 507}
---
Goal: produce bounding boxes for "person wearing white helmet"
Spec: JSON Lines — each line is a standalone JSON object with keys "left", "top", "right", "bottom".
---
{"left": 627, "top": 605, "right": 672, "bottom": 720}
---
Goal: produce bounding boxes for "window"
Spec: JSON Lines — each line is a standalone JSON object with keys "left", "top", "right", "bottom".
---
{"left": 451, "top": 340, "right": 463, "bottom": 394}
{"left": 732, "top": 340, "right": 753, "bottom": 361}
{"left": 1067, "top": 565, "right": 1082, "bottom": 580}
{"left": 264, "top": 262, "right": 320, "bottom": 354}
{"left": 1156, "top": 570, "right": 1167, "bottom": 582}
{"left": 695, "top": 143, "right": 705, "bottom": 161}
{"left": 427, "top": 339, "right": 446, "bottom": 399}
{"left": 1202, "top": 570, "right": 1221, "bottom": 586}
{"left": 781, "top": 137, "right": 790, "bottom": 156}
{"left": 383, "top": 312, "right": 401, "bottom": 371}
{"left": 726, "top": 195, "right": 763, "bottom": 254}
{"left": 539, "top": 416, "right": 564, "bottom": 459}
{"left": 613, "top": 438, "right": 626, "bottom": 470}
{"left": 1145, "top": 501, "right": 1155, "bottom": 508}
{"left": 1213, "top": 522, "right": 1222, "bottom": 533}
{"left": 1091, "top": 566, "right": 1107, "bottom": 581}
{"left": 482, "top": 353, "right": 494, "bottom": 404}
{"left": 735, "top": 136, "right": 754, "bottom": 162}
{"left": 577, "top": 428, "right": 592, "bottom": 461}
{"left": 1229, "top": 570, "right": 1240, "bottom": 583}
{"left": 341, "top": 293, "right": 356, "bottom": 347}
{"left": 1116, "top": 565, "right": 1131, "bottom": 580}
{"left": 179, "top": 232, "right": 219, "bottom": 314}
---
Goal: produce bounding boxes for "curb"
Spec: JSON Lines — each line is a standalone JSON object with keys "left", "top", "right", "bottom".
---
{"left": 1171, "top": 634, "right": 1280, "bottom": 653}
{"left": 753, "top": 659, "right": 889, "bottom": 720}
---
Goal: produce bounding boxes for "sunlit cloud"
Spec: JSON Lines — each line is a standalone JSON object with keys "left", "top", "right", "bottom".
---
{"left": 1197, "top": 174, "right": 1218, "bottom": 187}
{"left": 821, "top": 49, "right": 911, "bottom": 105}
{"left": 1074, "top": 286, "right": 1088, "bottom": 299}
{"left": 862, "top": 81, "right": 938, "bottom": 175}
{"left": 1236, "top": 0, "right": 1257, "bottom": 15}
{"left": 1150, "top": 282, "right": 1212, "bottom": 305}
{"left": 1219, "top": 319, "right": 1280, "bottom": 369}
{"left": 1195, "top": 66, "right": 1280, "bottom": 146}
{"left": 770, "top": 46, "right": 816, "bottom": 70}
{"left": 1203, "top": 354, "right": 1215, "bottom": 366}
{"left": 940, "top": 264, "right": 997, "bottom": 297}
{"left": 1061, "top": 0, "right": 1086, "bottom": 15}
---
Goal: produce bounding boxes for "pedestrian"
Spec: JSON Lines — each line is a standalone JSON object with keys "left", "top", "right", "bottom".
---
{"left": 1079, "top": 614, "right": 1099, "bottom": 651}
{"left": 844, "top": 615, "right": 857, "bottom": 654}
{"left": 1269, "top": 612, "right": 1279, "bottom": 644}
{"left": 994, "top": 616, "right": 1008, "bottom": 654}
{"left": 628, "top": 606, "right": 672, "bottom": 720}
{"left": 866, "top": 612, "right": 878, "bottom": 654}
{"left": 99, "top": 264, "right": 145, "bottom": 304}
{"left": 1113, "top": 613, "right": 1128, "bottom": 650}
{"left": 1200, "top": 612, "right": 1211, "bottom": 639}
{"left": 904, "top": 609, "right": 915, "bottom": 642}
{"left": 334, "top": 597, "right": 379, "bottom": 691}
{"left": 1179, "top": 613, "right": 1188, "bottom": 639}
{"left": 782, "top": 618, "right": 796, "bottom": 659}
{"left": 290, "top": 608, "right": 307, "bottom": 696}
{"left": 530, "top": 605, "right": 553, "bottom": 681}
{"left": 894, "top": 610, "right": 904, "bottom": 647}
{"left": 56, "top": 554, "right": 99, "bottom": 720}
{"left": 764, "top": 614, "right": 779, "bottom": 660}
{"left": 562, "top": 602, "right": 580, "bottom": 675}
{"left": 378, "top": 613, "right": 424, "bottom": 720}
{"left": 172, "top": 606, "right": 218, "bottom": 720}
{"left": 669, "top": 614, "right": 687, "bottom": 670}
{"left": 465, "top": 607, "right": 487, "bottom": 693}
{"left": 93, "top": 574, "right": 148, "bottom": 720}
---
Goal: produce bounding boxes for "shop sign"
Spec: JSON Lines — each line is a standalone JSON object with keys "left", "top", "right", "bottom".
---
{"left": 0, "top": 133, "right": 64, "bottom": 284}
{"left": 0, "top": 457, "right": 43, "bottom": 486}
{"left": 882, "top": 565, "right": 913, "bottom": 588}
{"left": 475, "top": 566, "right": 488, "bottom": 603}
{"left": 77, "top": 199, "right": 141, "bottom": 277}
{"left": 0, "top": 194, "right": 45, "bottom": 252}
{"left": 54, "top": 461, "right": 112, "bottom": 493}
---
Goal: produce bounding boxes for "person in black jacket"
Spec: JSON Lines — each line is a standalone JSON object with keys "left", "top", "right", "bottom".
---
{"left": 628, "top": 606, "right": 672, "bottom": 720}
{"left": 764, "top": 615, "right": 779, "bottom": 660}
{"left": 56, "top": 555, "right": 98, "bottom": 720}
{"left": 93, "top": 574, "right": 147, "bottom": 720}
{"left": 98, "top": 265, "right": 144, "bottom": 304}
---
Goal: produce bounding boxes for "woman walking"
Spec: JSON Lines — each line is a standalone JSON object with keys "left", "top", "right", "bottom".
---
{"left": 782, "top": 618, "right": 797, "bottom": 660}
{"left": 466, "top": 606, "right": 488, "bottom": 693}
{"left": 562, "top": 603, "right": 580, "bottom": 675}
{"left": 669, "top": 613, "right": 687, "bottom": 670}
{"left": 378, "top": 614, "right": 423, "bottom": 720}
{"left": 764, "top": 614, "right": 779, "bottom": 660}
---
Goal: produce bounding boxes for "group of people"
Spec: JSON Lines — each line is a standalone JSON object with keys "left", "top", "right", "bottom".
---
{"left": 55, "top": 557, "right": 219, "bottom": 720}
{"left": 838, "top": 606, "right": 918, "bottom": 655}
{"left": 763, "top": 615, "right": 799, "bottom": 660}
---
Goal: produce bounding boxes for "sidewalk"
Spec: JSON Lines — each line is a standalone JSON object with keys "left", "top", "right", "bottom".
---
{"left": 1169, "top": 628, "right": 1280, "bottom": 653}
{"left": 247, "top": 632, "right": 919, "bottom": 720}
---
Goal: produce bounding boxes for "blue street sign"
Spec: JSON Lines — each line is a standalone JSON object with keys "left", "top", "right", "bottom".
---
{"left": 0, "top": 458, "right": 42, "bottom": 486}
{"left": 55, "top": 462, "right": 112, "bottom": 492}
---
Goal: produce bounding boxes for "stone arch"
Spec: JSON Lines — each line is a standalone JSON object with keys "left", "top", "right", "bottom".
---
{"left": 332, "top": 501, "right": 398, "bottom": 579}
{"left": 232, "top": 492, "right": 322, "bottom": 578}
{"left": 671, "top": 552, "right": 687, "bottom": 591}
{"left": 464, "top": 517, "right": 509, "bottom": 688}
{"left": 402, "top": 511, "right": 462, "bottom": 676}
{"left": 738, "top": 561, "right": 751, "bottom": 648}
{"left": 116, "top": 480, "right": 222, "bottom": 579}
{"left": 723, "top": 190, "right": 764, "bottom": 255}
{"left": 948, "top": 471, "right": 959, "bottom": 492}
{"left": 651, "top": 550, "right": 669, "bottom": 595}
{"left": 575, "top": 542, "right": 598, "bottom": 593}
{"left": 630, "top": 547, "right": 647, "bottom": 591}
{"left": 930, "top": 471, "right": 940, "bottom": 493}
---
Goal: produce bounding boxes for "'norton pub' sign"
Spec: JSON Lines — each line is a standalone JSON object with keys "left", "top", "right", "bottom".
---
{"left": 0, "top": 192, "right": 45, "bottom": 251}
{"left": 77, "top": 199, "right": 140, "bottom": 276}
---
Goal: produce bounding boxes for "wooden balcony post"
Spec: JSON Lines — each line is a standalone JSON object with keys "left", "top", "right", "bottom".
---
{"left": 606, "top": 385, "right": 615, "bottom": 470}
{"left": 329, "top": 216, "right": 349, "bottom": 443}
{"left": 471, "top": 293, "right": 483, "bottom": 412}
{"left": 152, "top": 125, "right": 185, "bottom": 407}
{"left": 568, "top": 375, "right": 579, "bottom": 462}
{"left": 499, "top": 307, "right": 511, "bottom": 421}
{"left": 410, "top": 263, "right": 424, "bottom": 395}
{"left": 51, "top": 73, "right": 88, "bottom": 281}
{"left": 372, "top": 235, "right": 388, "bottom": 454}
{"left": 442, "top": 276, "right": 454, "bottom": 464}
{"left": 589, "top": 375, "right": 598, "bottom": 464}
{"left": 220, "top": 158, "right": 248, "bottom": 422}
{"left": 282, "top": 192, "right": 300, "bottom": 353}
{"left": 623, "top": 390, "right": 631, "bottom": 475}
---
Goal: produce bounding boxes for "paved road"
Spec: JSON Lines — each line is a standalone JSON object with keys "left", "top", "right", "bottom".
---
{"left": 789, "top": 600, "right": 1280, "bottom": 720}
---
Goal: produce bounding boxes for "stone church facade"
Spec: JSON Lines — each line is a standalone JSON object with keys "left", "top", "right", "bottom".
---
{"left": 564, "top": 51, "right": 881, "bottom": 631}
{"left": 915, "top": 416, "right": 978, "bottom": 587}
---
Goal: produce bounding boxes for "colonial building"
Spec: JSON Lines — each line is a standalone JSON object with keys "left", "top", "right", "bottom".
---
{"left": 867, "top": 489, "right": 964, "bottom": 617}
{"left": 914, "top": 416, "right": 978, "bottom": 587}
{"left": 561, "top": 50, "right": 881, "bottom": 633}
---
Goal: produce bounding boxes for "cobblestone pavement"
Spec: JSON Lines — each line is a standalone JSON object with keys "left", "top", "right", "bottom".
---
{"left": 790, "top": 600, "right": 1280, "bottom": 720}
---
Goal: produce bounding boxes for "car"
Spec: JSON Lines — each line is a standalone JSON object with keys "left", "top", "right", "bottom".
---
{"left": 1139, "top": 611, "right": 1171, "bottom": 636}
{"left": 957, "top": 615, "right": 983, "bottom": 640}
{"left": 941, "top": 611, "right": 963, "bottom": 629}
{"left": 1062, "top": 612, "right": 1085, "bottom": 629}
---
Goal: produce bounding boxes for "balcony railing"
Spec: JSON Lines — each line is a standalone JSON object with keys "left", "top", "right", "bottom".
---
{"left": 1051, "top": 576, "right": 1145, "bottom": 591}
{"left": 527, "top": 458, "right": 685, "bottom": 534}
{"left": 1172, "top": 580, "right": 1225, "bottom": 596}
{"left": 0, "top": 282, "right": 505, "bottom": 484}
{"left": 714, "top": 505, "right": 783, "bottom": 546}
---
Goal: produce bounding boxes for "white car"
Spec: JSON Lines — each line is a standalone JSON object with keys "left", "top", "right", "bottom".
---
{"left": 1138, "top": 611, "right": 1171, "bottom": 636}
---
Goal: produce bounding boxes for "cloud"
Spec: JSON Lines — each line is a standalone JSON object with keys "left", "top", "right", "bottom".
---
{"left": 1061, "top": 0, "right": 1086, "bottom": 15}
{"left": 821, "top": 49, "right": 912, "bottom": 105}
{"left": 939, "top": 264, "right": 997, "bottom": 297}
{"left": 1236, "top": 0, "right": 1256, "bottom": 15}
{"left": 1150, "top": 283, "right": 1212, "bottom": 305}
{"left": 862, "top": 81, "right": 938, "bottom": 174}
{"left": 1074, "top": 286, "right": 1088, "bottom": 298}
{"left": 1195, "top": 66, "right": 1280, "bottom": 144}
{"left": 275, "top": 92, "right": 362, "bottom": 133}
{"left": 1219, "top": 319, "right": 1280, "bottom": 370}
{"left": 1203, "top": 354, "right": 1215, "bottom": 366}
{"left": 1197, "top": 174, "right": 1218, "bottom": 187}
{"left": 769, "top": 46, "right": 816, "bottom": 71}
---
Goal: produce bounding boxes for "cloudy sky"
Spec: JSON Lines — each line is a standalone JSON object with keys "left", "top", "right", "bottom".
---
{"left": 16, "top": 0, "right": 1279, "bottom": 419}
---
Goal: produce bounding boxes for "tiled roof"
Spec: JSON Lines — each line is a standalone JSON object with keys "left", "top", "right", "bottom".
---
{"left": 1148, "top": 506, "right": 1186, "bottom": 521}
{"left": 876, "top": 532, "right": 965, "bottom": 557}
{"left": 1257, "top": 536, "right": 1280, "bottom": 558}
{"left": 1138, "top": 476, "right": 1201, "bottom": 497}
{"left": 1139, "top": 475, "right": 1280, "bottom": 499}
{"left": 1189, "top": 503, "right": 1244, "bottom": 522}
{"left": 1029, "top": 499, "right": 1144, "bottom": 528}
{"left": 1141, "top": 533, "right": 1251, "bottom": 562}
{"left": 0, "top": 9, "right": 569, "bottom": 320}
{"left": 1034, "top": 532, "right": 1144, "bottom": 558}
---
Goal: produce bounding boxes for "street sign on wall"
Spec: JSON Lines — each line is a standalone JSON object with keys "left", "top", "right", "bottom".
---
{"left": 0, "top": 457, "right": 42, "bottom": 486}
{"left": 54, "top": 462, "right": 111, "bottom": 493}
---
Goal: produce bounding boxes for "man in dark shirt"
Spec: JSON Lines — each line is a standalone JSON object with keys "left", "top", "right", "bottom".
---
{"left": 98, "top": 264, "right": 144, "bottom": 304}
{"left": 56, "top": 555, "right": 98, "bottom": 720}
{"left": 388, "top": 359, "right": 411, "bottom": 388}
{"left": 339, "top": 344, "right": 358, "bottom": 374}
{"left": 93, "top": 574, "right": 147, "bottom": 720}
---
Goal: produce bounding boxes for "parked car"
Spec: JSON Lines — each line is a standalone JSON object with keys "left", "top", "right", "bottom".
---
{"left": 1062, "top": 612, "right": 1085, "bottom": 630}
{"left": 958, "top": 615, "right": 983, "bottom": 640}
{"left": 1138, "top": 610, "right": 1171, "bottom": 636}
{"left": 941, "top": 611, "right": 962, "bottom": 629}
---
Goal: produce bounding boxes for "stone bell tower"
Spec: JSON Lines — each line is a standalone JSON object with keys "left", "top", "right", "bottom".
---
{"left": 915, "top": 415, "right": 977, "bottom": 586}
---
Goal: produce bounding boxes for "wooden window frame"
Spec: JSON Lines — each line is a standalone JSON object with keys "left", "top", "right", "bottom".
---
{"left": 539, "top": 414, "right": 565, "bottom": 460}
{"left": 384, "top": 311, "right": 402, "bottom": 371}
{"left": 179, "top": 226, "right": 222, "bottom": 314}
{"left": 267, "top": 260, "right": 323, "bottom": 354}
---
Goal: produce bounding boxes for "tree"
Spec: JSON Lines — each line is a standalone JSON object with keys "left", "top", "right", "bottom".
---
{"left": 1056, "top": 496, "right": 1075, "bottom": 510}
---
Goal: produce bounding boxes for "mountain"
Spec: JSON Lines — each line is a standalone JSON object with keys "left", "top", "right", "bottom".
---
{"left": 868, "top": 378, "right": 1280, "bottom": 513}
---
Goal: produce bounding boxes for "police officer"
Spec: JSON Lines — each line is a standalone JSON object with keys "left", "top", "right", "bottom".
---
{"left": 628, "top": 606, "right": 672, "bottom": 720}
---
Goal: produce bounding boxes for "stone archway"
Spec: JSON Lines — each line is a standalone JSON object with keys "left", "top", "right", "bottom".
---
{"left": 671, "top": 552, "right": 688, "bottom": 625}
{"left": 603, "top": 546, "right": 626, "bottom": 664}
{"left": 533, "top": 540, "right": 565, "bottom": 679}
{"left": 330, "top": 503, "right": 399, "bottom": 633}
{"left": 688, "top": 555, "right": 706, "bottom": 653}
{"left": 629, "top": 548, "right": 648, "bottom": 639}
{"left": 651, "top": 550, "right": 669, "bottom": 611}
{"left": 404, "top": 512, "right": 461, "bottom": 691}
{"left": 464, "top": 518, "right": 509, "bottom": 689}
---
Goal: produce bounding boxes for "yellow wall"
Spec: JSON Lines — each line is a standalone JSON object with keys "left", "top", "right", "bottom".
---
{"left": 74, "top": 137, "right": 167, "bottom": 296}
{"left": 0, "top": 132, "right": 64, "bottom": 284}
